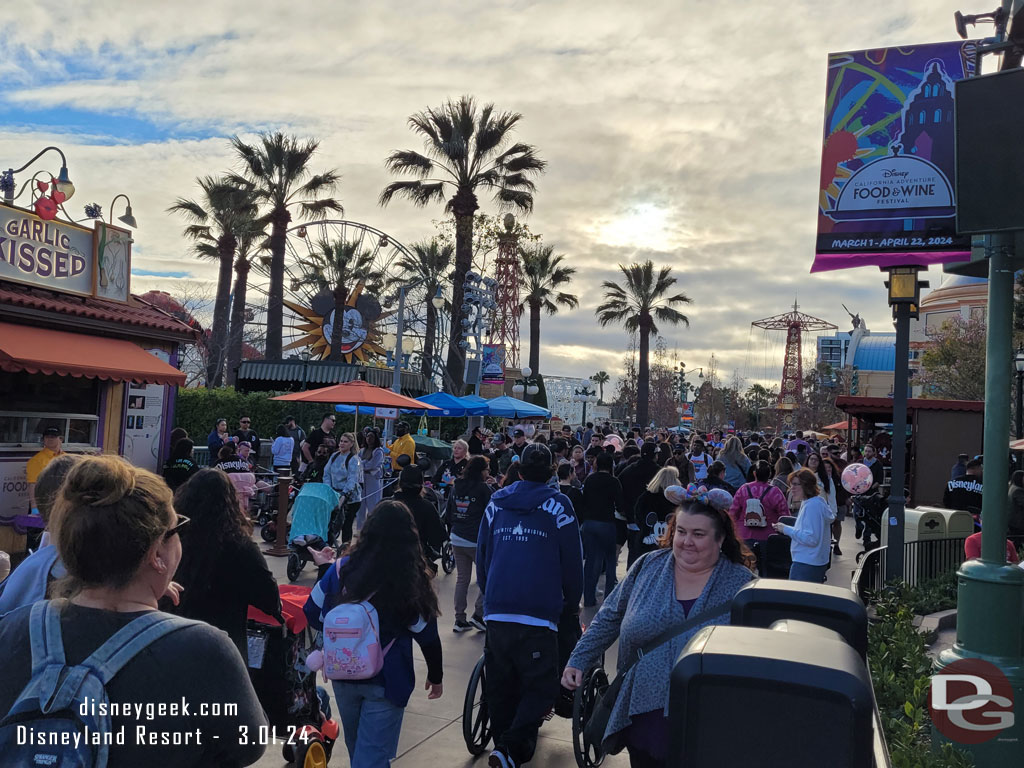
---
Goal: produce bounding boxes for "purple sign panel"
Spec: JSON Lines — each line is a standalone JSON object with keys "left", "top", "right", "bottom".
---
{"left": 812, "top": 42, "right": 977, "bottom": 273}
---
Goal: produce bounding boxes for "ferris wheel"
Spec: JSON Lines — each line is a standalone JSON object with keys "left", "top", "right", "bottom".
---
{"left": 250, "top": 219, "right": 435, "bottom": 365}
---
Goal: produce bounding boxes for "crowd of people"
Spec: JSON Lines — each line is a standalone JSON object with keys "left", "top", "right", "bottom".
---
{"left": 0, "top": 411, "right": 987, "bottom": 768}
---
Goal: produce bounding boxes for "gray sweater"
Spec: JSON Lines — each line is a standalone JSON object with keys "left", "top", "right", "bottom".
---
{"left": 567, "top": 548, "right": 754, "bottom": 746}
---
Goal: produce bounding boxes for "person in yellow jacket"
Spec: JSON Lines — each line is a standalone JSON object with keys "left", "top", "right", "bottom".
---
{"left": 26, "top": 427, "right": 64, "bottom": 515}
{"left": 388, "top": 421, "right": 416, "bottom": 472}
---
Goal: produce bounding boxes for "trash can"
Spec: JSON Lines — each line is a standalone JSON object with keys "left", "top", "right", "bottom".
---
{"left": 904, "top": 507, "right": 947, "bottom": 543}
{"left": 937, "top": 508, "right": 974, "bottom": 539}
{"left": 730, "top": 578, "right": 868, "bottom": 659}
{"left": 669, "top": 625, "right": 874, "bottom": 768}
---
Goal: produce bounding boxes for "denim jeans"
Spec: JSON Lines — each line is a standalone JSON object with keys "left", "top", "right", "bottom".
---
{"left": 582, "top": 520, "right": 618, "bottom": 606}
{"left": 332, "top": 682, "right": 405, "bottom": 767}
{"left": 789, "top": 561, "right": 827, "bottom": 583}
{"left": 453, "top": 545, "right": 483, "bottom": 622}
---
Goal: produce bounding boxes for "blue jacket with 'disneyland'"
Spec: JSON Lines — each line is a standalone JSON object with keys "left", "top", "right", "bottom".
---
{"left": 476, "top": 480, "right": 583, "bottom": 629}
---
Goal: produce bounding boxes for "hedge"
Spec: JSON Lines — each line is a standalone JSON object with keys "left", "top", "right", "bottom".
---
{"left": 173, "top": 388, "right": 475, "bottom": 448}
{"left": 173, "top": 388, "right": 359, "bottom": 449}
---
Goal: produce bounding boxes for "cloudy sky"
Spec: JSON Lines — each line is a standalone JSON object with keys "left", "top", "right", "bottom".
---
{"left": 0, "top": 1, "right": 981, "bottom": 390}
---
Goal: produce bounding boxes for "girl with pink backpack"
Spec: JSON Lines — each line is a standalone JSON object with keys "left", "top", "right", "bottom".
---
{"left": 303, "top": 500, "right": 443, "bottom": 767}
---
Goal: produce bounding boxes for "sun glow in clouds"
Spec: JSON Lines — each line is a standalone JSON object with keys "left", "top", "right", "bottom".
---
{"left": 595, "top": 204, "right": 676, "bottom": 251}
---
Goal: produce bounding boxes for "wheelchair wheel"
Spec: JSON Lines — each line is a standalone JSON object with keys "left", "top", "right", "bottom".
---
{"left": 287, "top": 553, "right": 303, "bottom": 582}
{"left": 442, "top": 541, "right": 456, "bottom": 575}
{"left": 462, "top": 654, "right": 491, "bottom": 755}
{"left": 260, "top": 521, "right": 277, "bottom": 543}
{"left": 572, "top": 666, "right": 608, "bottom": 768}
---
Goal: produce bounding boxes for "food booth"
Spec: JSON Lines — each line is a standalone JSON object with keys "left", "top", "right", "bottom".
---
{"left": 0, "top": 202, "right": 193, "bottom": 556}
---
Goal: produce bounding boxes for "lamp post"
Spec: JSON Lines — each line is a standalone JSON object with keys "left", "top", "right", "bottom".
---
{"left": 1015, "top": 345, "right": 1024, "bottom": 439}
{"left": 459, "top": 272, "right": 497, "bottom": 396}
{"left": 389, "top": 279, "right": 444, "bottom": 395}
{"left": 511, "top": 366, "right": 539, "bottom": 400}
{"left": 573, "top": 385, "right": 598, "bottom": 425}
{"left": 676, "top": 363, "right": 702, "bottom": 430}
{"left": 2, "top": 145, "right": 75, "bottom": 204}
{"left": 882, "top": 265, "right": 927, "bottom": 582}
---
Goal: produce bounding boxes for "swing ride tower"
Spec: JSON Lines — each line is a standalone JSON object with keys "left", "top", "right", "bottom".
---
{"left": 751, "top": 301, "right": 836, "bottom": 433}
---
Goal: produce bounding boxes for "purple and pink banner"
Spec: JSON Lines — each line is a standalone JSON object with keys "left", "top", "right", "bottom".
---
{"left": 812, "top": 42, "right": 976, "bottom": 273}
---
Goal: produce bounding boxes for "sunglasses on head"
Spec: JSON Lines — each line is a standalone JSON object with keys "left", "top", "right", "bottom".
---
{"left": 165, "top": 514, "right": 190, "bottom": 538}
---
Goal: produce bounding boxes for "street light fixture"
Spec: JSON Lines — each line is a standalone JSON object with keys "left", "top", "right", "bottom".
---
{"left": 431, "top": 287, "right": 445, "bottom": 310}
{"left": 573, "top": 385, "right": 598, "bottom": 424}
{"left": 109, "top": 194, "right": 138, "bottom": 228}
{"left": 2, "top": 145, "right": 75, "bottom": 204}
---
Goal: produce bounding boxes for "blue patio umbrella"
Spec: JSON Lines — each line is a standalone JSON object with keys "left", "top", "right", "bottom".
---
{"left": 483, "top": 395, "right": 551, "bottom": 419}
{"left": 402, "top": 391, "right": 490, "bottom": 417}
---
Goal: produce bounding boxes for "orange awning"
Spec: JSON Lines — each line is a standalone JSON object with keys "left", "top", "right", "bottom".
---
{"left": 0, "top": 322, "right": 186, "bottom": 386}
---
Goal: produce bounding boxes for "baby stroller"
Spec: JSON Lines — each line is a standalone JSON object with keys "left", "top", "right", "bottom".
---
{"left": 286, "top": 483, "right": 342, "bottom": 582}
{"left": 852, "top": 491, "right": 887, "bottom": 557}
{"left": 246, "top": 585, "right": 339, "bottom": 767}
{"left": 423, "top": 482, "right": 455, "bottom": 575}
{"left": 463, "top": 610, "right": 605, "bottom": 768}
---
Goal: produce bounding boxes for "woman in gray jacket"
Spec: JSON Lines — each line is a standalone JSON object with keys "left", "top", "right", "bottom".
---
{"left": 562, "top": 492, "right": 754, "bottom": 767}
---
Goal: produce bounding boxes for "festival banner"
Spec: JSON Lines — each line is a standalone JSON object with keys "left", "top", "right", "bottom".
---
{"left": 481, "top": 343, "right": 505, "bottom": 385}
{"left": 812, "top": 42, "right": 977, "bottom": 273}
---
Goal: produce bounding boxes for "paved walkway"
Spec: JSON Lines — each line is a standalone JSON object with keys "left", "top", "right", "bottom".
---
{"left": 252, "top": 517, "right": 861, "bottom": 767}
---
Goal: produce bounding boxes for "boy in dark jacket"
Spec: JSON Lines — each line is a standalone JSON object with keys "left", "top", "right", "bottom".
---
{"left": 477, "top": 443, "right": 584, "bottom": 768}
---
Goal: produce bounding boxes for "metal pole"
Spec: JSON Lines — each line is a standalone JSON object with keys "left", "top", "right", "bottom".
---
{"left": 884, "top": 300, "right": 910, "bottom": 582}
{"left": 980, "top": 238, "right": 1014, "bottom": 563}
{"left": 392, "top": 285, "right": 407, "bottom": 395}
{"left": 937, "top": 240, "right": 1024, "bottom": 760}
{"left": 1016, "top": 367, "right": 1023, "bottom": 440}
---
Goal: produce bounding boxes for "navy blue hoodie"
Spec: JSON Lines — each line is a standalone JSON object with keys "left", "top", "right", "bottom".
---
{"left": 476, "top": 480, "right": 584, "bottom": 629}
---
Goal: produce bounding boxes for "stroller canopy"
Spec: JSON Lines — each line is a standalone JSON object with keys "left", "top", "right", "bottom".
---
{"left": 289, "top": 482, "right": 341, "bottom": 542}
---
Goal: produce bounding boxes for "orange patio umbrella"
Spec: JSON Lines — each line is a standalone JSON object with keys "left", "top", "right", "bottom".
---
{"left": 272, "top": 380, "right": 440, "bottom": 429}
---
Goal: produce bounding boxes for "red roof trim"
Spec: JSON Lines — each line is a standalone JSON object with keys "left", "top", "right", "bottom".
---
{"left": 835, "top": 396, "right": 984, "bottom": 414}
{"left": 0, "top": 280, "right": 197, "bottom": 338}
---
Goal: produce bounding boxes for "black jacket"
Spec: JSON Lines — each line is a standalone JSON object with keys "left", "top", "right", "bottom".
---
{"left": 617, "top": 457, "right": 661, "bottom": 525}
{"left": 558, "top": 483, "right": 584, "bottom": 520}
{"left": 634, "top": 490, "right": 677, "bottom": 552}
{"left": 445, "top": 478, "right": 492, "bottom": 544}
{"left": 580, "top": 471, "right": 625, "bottom": 525}
{"left": 168, "top": 537, "right": 280, "bottom": 664}
{"left": 392, "top": 489, "right": 447, "bottom": 560}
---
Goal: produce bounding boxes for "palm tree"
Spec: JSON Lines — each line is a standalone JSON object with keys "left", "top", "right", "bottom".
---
{"left": 517, "top": 244, "right": 577, "bottom": 376}
{"left": 396, "top": 239, "right": 452, "bottom": 379}
{"left": 228, "top": 132, "right": 343, "bottom": 360}
{"left": 379, "top": 96, "right": 546, "bottom": 392}
{"left": 225, "top": 226, "right": 263, "bottom": 387}
{"left": 293, "top": 239, "right": 385, "bottom": 361}
{"left": 591, "top": 371, "right": 610, "bottom": 403}
{"left": 596, "top": 261, "right": 692, "bottom": 426}
{"left": 168, "top": 177, "right": 258, "bottom": 387}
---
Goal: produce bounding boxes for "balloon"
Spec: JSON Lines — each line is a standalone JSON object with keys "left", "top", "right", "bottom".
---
{"left": 841, "top": 463, "right": 874, "bottom": 495}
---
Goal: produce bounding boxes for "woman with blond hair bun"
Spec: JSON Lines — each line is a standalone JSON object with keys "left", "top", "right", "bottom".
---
{"left": 0, "top": 455, "right": 267, "bottom": 767}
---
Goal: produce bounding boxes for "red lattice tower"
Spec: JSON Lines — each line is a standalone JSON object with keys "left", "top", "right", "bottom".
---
{"left": 489, "top": 216, "right": 521, "bottom": 368}
{"left": 752, "top": 301, "right": 836, "bottom": 432}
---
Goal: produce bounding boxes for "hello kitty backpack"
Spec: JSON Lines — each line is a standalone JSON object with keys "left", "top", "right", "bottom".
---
{"left": 319, "top": 596, "right": 395, "bottom": 680}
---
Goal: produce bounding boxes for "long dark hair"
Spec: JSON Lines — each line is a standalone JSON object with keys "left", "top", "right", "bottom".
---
{"left": 806, "top": 452, "right": 831, "bottom": 493}
{"left": 337, "top": 500, "right": 439, "bottom": 626}
{"left": 173, "top": 469, "right": 252, "bottom": 607}
{"left": 659, "top": 500, "right": 753, "bottom": 567}
{"left": 362, "top": 430, "right": 381, "bottom": 454}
